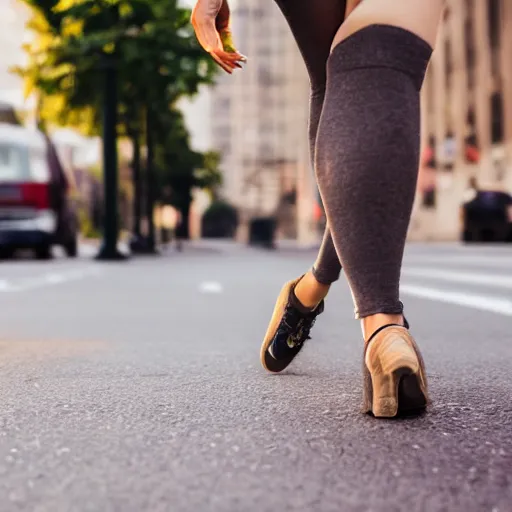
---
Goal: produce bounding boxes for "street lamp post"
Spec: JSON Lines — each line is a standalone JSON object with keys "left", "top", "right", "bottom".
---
{"left": 96, "top": 52, "right": 126, "bottom": 261}
{"left": 131, "top": 129, "right": 142, "bottom": 238}
{"left": 144, "top": 106, "right": 158, "bottom": 254}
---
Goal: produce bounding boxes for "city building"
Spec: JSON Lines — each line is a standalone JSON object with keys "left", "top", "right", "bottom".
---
{"left": 210, "top": 0, "right": 317, "bottom": 244}
{"left": 412, "top": 0, "right": 512, "bottom": 240}
{"left": 211, "top": 0, "right": 512, "bottom": 243}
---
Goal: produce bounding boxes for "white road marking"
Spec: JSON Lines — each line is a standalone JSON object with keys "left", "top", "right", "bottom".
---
{"left": 405, "top": 255, "right": 512, "bottom": 268}
{"left": 403, "top": 267, "right": 512, "bottom": 289}
{"left": 401, "top": 284, "right": 512, "bottom": 316}
{"left": 78, "top": 245, "right": 99, "bottom": 257}
{"left": 0, "top": 279, "right": 12, "bottom": 291}
{"left": 199, "top": 281, "right": 223, "bottom": 294}
{"left": 45, "top": 273, "right": 67, "bottom": 284}
{"left": 0, "top": 267, "right": 102, "bottom": 293}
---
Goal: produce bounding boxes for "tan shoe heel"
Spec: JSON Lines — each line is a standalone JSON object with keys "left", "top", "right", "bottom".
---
{"left": 363, "top": 326, "right": 429, "bottom": 418}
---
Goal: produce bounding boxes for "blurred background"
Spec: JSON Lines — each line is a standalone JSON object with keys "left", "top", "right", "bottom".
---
{"left": 1, "top": 2, "right": 512, "bottom": 510}
{"left": 1, "top": 0, "right": 510, "bottom": 260}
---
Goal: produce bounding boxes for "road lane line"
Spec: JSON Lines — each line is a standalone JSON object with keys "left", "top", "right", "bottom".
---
{"left": 401, "top": 284, "right": 512, "bottom": 316}
{"left": 403, "top": 267, "right": 512, "bottom": 289}
{"left": 0, "top": 267, "right": 102, "bottom": 293}
{"left": 199, "top": 281, "right": 223, "bottom": 294}
{"left": 405, "top": 255, "right": 512, "bottom": 268}
{"left": 0, "top": 280, "right": 13, "bottom": 292}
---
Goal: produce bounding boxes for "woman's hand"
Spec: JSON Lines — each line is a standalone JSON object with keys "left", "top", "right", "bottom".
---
{"left": 191, "top": 0, "right": 246, "bottom": 74}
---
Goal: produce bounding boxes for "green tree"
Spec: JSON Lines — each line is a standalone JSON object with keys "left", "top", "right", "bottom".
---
{"left": 154, "top": 107, "right": 221, "bottom": 239}
{"left": 17, "top": 0, "right": 218, "bottom": 253}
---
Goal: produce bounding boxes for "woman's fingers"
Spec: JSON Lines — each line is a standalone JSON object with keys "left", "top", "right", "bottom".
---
{"left": 191, "top": 0, "right": 246, "bottom": 74}
{"left": 210, "top": 49, "right": 246, "bottom": 73}
{"left": 217, "top": 49, "right": 246, "bottom": 62}
{"left": 210, "top": 52, "right": 235, "bottom": 73}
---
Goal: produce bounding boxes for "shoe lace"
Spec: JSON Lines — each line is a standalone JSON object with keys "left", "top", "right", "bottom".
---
{"left": 280, "top": 305, "right": 319, "bottom": 348}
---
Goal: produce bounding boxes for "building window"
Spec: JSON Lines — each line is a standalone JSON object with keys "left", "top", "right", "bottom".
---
{"left": 259, "top": 122, "right": 274, "bottom": 135}
{"left": 253, "top": 8, "right": 265, "bottom": 20}
{"left": 488, "top": 0, "right": 500, "bottom": 49}
{"left": 488, "top": 0, "right": 501, "bottom": 76}
{"left": 217, "top": 126, "right": 232, "bottom": 138}
{"left": 219, "top": 98, "right": 231, "bottom": 110}
{"left": 219, "top": 142, "right": 231, "bottom": 156}
{"left": 258, "top": 66, "right": 273, "bottom": 87}
{"left": 444, "top": 38, "right": 453, "bottom": 89}
{"left": 259, "top": 143, "right": 274, "bottom": 157}
{"left": 422, "top": 189, "right": 436, "bottom": 209}
{"left": 258, "top": 45, "right": 273, "bottom": 57}
{"left": 491, "top": 92, "right": 504, "bottom": 144}
{"left": 464, "top": 15, "right": 476, "bottom": 89}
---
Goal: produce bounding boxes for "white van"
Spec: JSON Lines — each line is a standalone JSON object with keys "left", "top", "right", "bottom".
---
{"left": 0, "top": 123, "right": 78, "bottom": 259}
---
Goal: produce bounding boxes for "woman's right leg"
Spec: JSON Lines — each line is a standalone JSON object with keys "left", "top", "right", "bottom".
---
{"left": 273, "top": 0, "right": 348, "bottom": 309}
{"left": 260, "top": 0, "right": 347, "bottom": 373}
{"left": 312, "top": 0, "right": 444, "bottom": 415}
{"left": 315, "top": 0, "right": 444, "bottom": 337}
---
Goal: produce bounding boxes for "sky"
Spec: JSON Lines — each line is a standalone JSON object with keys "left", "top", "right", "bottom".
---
{"left": 0, "top": 0, "right": 32, "bottom": 108}
{"left": 0, "top": 0, "right": 211, "bottom": 152}
{"left": 177, "top": 0, "right": 213, "bottom": 152}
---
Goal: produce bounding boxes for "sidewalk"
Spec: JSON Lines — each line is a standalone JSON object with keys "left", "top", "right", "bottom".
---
{"left": 79, "top": 237, "right": 322, "bottom": 257}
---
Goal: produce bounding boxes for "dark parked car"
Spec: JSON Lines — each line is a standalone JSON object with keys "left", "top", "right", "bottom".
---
{"left": 0, "top": 123, "right": 78, "bottom": 259}
{"left": 461, "top": 188, "right": 512, "bottom": 243}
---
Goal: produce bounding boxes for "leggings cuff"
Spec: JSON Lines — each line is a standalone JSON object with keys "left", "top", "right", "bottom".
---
{"left": 311, "top": 265, "right": 340, "bottom": 286}
{"left": 355, "top": 301, "right": 405, "bottom": 320}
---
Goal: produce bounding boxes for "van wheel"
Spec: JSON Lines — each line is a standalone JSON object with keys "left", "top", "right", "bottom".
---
{"left": 0, "top": 247, "right": 14, "bottom": 260}
{"left": 462, "top": 230, "right": 473, "bottom": 243}
{"left": 65, "top": 237, "right": 78, "bottom": 258}
{"left": 35, "top": 245, "right": 52, "bottom": 260}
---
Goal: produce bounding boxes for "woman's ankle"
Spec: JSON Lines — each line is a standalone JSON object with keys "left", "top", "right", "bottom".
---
{"left": 361, "top": 313, "right": 405, "bottom": 342}
{"left": 294, "top": 271, "right": 330, "bottom": 310}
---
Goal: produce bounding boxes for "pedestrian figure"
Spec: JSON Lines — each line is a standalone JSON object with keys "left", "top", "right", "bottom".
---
{"left": 462, "top": 176, "right": 479, "bottom": 203}
{"left": 191, "top": 0, "right": 444, "bottom": 417}
{"left": 174, "top": 209, "right": 186, "bottom": 252}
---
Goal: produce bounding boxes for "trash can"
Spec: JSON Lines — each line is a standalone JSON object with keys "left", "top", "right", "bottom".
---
{"left": 249, "top": 217, "right": 277, "bottom": 249}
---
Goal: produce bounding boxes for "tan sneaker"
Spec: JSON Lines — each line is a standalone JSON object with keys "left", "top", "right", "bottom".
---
{"left": 363, "top": 323, "right": 429, "bottom": 418}
{"left": 260, "top": 276, "right": 324, "bottom": 373}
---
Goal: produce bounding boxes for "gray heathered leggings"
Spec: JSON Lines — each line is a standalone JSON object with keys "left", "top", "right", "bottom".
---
{"left": 274, "top": 1, "right": 433, "bottom": 318}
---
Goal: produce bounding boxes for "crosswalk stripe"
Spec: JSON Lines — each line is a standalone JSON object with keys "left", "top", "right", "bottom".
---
{"left": 0, "top": 267, "right": 102, "bottom": 293}
{"left": 403, "top": 267, "right": 512, "bottom": 289}
{"left": 405, "top": 255, "right": 512, "bottom": 268}
{"left": 199, "top": 281, "right": 223, "bottom": 294}
{"left": 401, "top": 284, "right": 512, "bottom": 316}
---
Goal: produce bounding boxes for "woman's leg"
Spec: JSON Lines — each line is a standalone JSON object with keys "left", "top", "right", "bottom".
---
{"left": 273, "top": 0, "right": 347, "bottom": 308}
{"left": 314, "top": 0, "right": 444, "bottom": 338}
{"left": 260, "top": 0, "right": 348, "bottom": 373}
{"left": 312, "top": 1, "right": 444, "bottom": 415}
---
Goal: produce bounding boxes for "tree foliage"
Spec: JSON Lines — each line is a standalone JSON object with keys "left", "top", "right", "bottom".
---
{"left": 18, "top": 0, "right": 216, "bottom": 135}
{"left": 17, "top": 0, "right": 223, "bottom": 238}
{"left": 154, "top": 107, "right": 221, "bottom": 211}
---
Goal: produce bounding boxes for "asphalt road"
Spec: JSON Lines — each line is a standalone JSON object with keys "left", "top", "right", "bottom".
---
{"left": 0, "top": 241, "right": 511, "bottom": 512}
